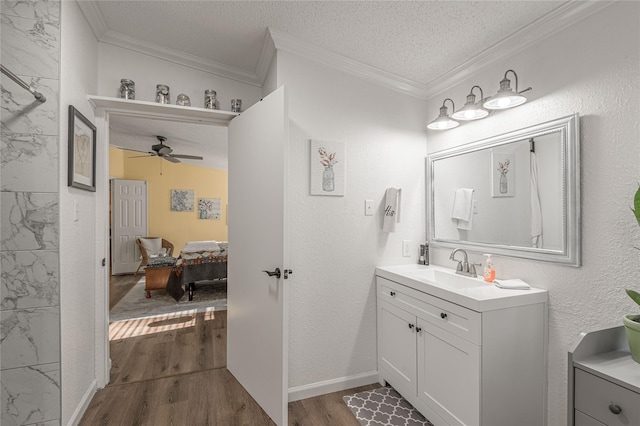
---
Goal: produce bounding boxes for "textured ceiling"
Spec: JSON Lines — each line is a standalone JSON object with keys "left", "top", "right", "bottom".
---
{"left": 94, "top": 1, "right": 565, "bottom": 85}
{"left": 91, "top": 1, "right": 569, "bottom": 170}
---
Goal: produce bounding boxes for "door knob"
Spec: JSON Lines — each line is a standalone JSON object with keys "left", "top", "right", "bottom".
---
{"left": 263, "top": 268, "right": 281, "bottom": 279}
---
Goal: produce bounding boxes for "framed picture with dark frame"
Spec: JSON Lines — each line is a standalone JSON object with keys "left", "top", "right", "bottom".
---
{"left": 68, "top": 105, "right": 97, "bottom": 191}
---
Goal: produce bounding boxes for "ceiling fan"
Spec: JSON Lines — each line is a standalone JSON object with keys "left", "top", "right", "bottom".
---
{"left": 126, "top": 136, "right": 204, "bottom": 163}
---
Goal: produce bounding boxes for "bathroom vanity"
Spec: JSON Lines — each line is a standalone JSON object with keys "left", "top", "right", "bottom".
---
{"left": 375, "top": 264, "right": 548, "bottom": 426}
{"left": 568, "top": 326, "right": 640, "bottom": 426}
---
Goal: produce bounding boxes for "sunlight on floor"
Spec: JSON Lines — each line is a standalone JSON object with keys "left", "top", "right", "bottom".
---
{"left": 109, "top": 306, "right": 218, "bottom": 340}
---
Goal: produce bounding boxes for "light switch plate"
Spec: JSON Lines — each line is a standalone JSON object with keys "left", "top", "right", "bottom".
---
{"left": 402, "top": 240, "right": 411, "bottom": 257}
{"left": 365, "top": 199, "right": 374, "bottom": 216}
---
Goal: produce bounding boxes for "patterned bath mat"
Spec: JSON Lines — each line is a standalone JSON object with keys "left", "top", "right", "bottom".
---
{"left": 343, "top": 386, "right": 433, "bottom": 426}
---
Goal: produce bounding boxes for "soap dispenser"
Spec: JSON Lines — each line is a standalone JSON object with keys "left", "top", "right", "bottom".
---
{"left": 483, "top": 254, "right": 496, "bottom": 283}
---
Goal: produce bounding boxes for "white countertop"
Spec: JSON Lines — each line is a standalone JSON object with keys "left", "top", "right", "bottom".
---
{"left": 375, "top": 264, "right": 548, "bottom": 312}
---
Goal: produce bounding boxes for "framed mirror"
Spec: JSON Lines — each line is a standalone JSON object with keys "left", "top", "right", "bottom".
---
{"left": 427, "top": 114, "right": 580, "bottom": 265}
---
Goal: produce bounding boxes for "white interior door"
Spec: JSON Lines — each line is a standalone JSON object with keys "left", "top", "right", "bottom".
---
{"left": 227, "top": 86, "right": 289, "bottom": 425}
{"left": 111, "top": 179, "right": 147, "bottom": 274}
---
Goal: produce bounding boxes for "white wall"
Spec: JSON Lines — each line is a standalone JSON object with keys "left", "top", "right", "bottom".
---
{"left": 275, "top": 51, "right": 428, "bottom": 394}
{"left": 97, "top": 44, "right": 263, "bottom": 110}
{"left": 425, "top": 3, "right": 640, "bottom": 425}
{"left": 59, "top": 1, "right": 100, "bottom": 423}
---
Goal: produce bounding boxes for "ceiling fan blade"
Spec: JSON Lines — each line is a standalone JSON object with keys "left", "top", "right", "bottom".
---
{"left": 114, "top": 146, "right": 154, "bottom": 154}
{"left": 162, "top": 155, "right": 181, "bottom": 163}
{"left": 128, "top": 154, "right": 155, "bottom": 159}
{"left": 171, "top": 154, "right": 204, "bottom": 160}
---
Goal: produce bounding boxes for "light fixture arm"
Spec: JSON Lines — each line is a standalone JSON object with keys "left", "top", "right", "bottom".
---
{"left": 469, "top": 85, "right": 484, "bottom": 102}
{"left": 442, "top": 98, "right": 455, "bottom": 113}
{"left": 504, "top": 69, "right": 532, "bottom": 95}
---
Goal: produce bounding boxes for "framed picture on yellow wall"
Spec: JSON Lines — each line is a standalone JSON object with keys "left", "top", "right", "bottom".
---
{"left": 198, "top": 198, "right": 221, "bottom": 219}
{"left": 171, "top": 189, "right": 194, "bottom": 211}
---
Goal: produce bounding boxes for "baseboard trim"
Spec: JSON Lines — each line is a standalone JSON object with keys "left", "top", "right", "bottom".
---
{"left": 288, "top": 370, "right": 379, "bottom": 402}
{"left": 67, "top": 380, "right": 98, "bottom": 426}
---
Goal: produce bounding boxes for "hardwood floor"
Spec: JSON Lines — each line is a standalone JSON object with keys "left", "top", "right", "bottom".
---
{"left": 82, "top": 280, "right": 380, "bottom": 425}
{"left": 109, "top": 273, "right": 139, "bottom": 309}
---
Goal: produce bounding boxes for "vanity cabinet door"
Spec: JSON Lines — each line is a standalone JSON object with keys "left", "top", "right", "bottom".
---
{"left": 417, "top": 317, "right": 481, "bottom": 426}
{"left": 378, "top": 301, "right": 418, "bottom": 396}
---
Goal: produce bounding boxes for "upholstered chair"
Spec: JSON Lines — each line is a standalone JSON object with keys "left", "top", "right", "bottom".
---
{"left": 135, "top": 237, "right": 174, "bottom": 276}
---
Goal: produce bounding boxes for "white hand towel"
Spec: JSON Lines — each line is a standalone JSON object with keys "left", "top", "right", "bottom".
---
{"left": 452, "top": 188, "right": 474, "bottom": 230}
{"left": 494, "top": 279, "right": 531, "bottom": 290}
{"left": 382, "top": 187, "right": 401, "bottom": 232}
{"left": 530, "top": 151, "right": 543, "bottom": 248}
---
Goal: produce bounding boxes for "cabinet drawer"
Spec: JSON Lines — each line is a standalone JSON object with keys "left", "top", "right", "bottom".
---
{"left": 574, "top": 368, "right": 640, "bottom": 426}
{"left": 378, "top": 277, "right": 481, "bottom": 345}
{"left": 574, "top": 410, "right": 606, "bottom": 426}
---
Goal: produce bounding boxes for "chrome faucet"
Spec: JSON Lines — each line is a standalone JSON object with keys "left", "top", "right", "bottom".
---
{"left": 449, "top": 248, "right": 478, "bottom": 277}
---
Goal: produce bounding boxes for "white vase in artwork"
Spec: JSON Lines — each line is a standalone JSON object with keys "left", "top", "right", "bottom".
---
{"left": 322, "top": 166, "right": 335, "bottom": 192}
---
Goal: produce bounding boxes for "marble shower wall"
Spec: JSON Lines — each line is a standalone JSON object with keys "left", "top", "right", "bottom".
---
{"left": 1, "top": 1, "right": 61, "bottom": 425}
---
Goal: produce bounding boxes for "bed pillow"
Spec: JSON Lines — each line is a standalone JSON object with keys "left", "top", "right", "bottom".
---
{"left": 182, "top": 240, "right": 220, "bottom": 253}
{"left": 140, "top": 237, "right": 163, "bottom": 257}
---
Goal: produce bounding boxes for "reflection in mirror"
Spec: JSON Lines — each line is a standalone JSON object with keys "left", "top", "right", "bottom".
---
{"left": 427, "top": 114, "right": 580, "bottom": 265}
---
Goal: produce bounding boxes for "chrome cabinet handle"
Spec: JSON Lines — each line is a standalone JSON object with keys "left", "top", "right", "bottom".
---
{"left": 609, "top": 404, "right": 622, "bottom": 415}
{"left": 440, "top": 312, "right": 448, "bottom": 319}
{"left": 390, "top": 291, "right": 396, "bottom": 296}
{"left": 408, "top": 323, "right": 415, "bottom": 329}
{"left": 416, "top": 327, "right": 422, "bottom": 332}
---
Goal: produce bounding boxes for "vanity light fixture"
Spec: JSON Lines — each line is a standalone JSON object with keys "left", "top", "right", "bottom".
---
{"left": 427, "top": 98, "right": 459, "bottom": 130}
{"left": 451, "top": 85, "right": 489, "bottom": 121}
{"left": 483, "top": 69, "right": 532, "bottom": 110}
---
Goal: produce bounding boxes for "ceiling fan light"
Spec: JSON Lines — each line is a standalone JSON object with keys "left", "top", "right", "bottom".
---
{"left": 427, "top": 99, "right": 459, "bottom": 130}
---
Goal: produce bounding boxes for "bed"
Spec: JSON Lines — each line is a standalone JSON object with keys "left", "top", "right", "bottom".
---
{"left": 164, "top": 241, "right": 228, "bottom": 301}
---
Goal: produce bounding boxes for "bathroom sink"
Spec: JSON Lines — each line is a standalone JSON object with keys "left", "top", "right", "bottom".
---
{"left": 432, "top": 269, "right": 486, "bottom": 289}
{"left": 405, "top": 268, "right": 486, "bottom": 289}
{"left": 375, "top": 264, "right": 548, "bottom": 312}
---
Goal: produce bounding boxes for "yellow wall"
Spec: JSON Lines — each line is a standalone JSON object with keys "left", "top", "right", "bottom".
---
{"left": 111, "top": 148, "right": 228, "bottom": 253}
{"left": 109, "top": 146, "right": 125, "bottom": 178}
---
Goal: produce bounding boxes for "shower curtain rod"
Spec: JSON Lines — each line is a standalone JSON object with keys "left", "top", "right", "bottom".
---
{"left": 0, "top": 64, "right": 46, "bottom": 103}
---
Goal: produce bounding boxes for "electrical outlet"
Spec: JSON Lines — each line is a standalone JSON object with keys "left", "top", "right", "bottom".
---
{"left": 402, "top": 240, "right": 411, "bottom": 257}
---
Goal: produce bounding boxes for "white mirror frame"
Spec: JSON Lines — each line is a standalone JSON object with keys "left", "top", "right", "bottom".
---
{"left": 427, "top": 114, "right": 581, "bottom": 266}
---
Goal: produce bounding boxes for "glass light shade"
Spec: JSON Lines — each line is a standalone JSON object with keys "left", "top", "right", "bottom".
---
{"left": 427, "top": 115, "right": 459, "bottom": 130}
{"left": 483, "top": 71, "right": 528, "bottom": 110}
{"left": 452, "top": 95, "right": 489, "bottom": 121}
{"left": 427, "top": 103, "right": 459, "bottom": 130}
{"left": 483, "top": 92, "right": 527, "bottom": 110}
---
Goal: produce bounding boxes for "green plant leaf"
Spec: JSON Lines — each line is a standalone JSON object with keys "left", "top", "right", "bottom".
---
{"left": 627, "top": 289, "right": 640, "bottom": 306}
{"left": 634, "top": 186, "right": 640, "bottom": 226}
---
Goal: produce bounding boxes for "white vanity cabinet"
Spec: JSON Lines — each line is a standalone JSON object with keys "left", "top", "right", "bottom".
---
{"left": 376, "top": 266, "right": 548, "bottom": 426}
{"left": 568, "top": 326, "right": 640, "bottom": 426}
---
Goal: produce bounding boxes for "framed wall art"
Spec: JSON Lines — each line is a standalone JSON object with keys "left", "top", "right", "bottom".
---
{"left": 310, "top": 139, "right": 345, "bottom": 196}
{"left": 171, "top": 189, "right": 194, "bottom": 211}
{"left": 68, "top": 105, "right": 97, "bottom": 191}
{"left": 198, "top": 198, "right": 221, "bottom": 219}
{"left": 491, "top": 151, "right": 515, "bottom": 197}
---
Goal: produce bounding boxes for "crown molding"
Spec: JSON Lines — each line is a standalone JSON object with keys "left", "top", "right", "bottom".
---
{"left": 77, "top": 1, "right": 263, "bottom": 87}
{"left": 99, "top": 29, "right": 262, "bottom": 86}
{"left": 77, "top": 0, "right": 109, "bottom": 40}
{"left": 77, "top": 0, "right": 613, "bottom": 98}
{"left": 268, "top": 28, "right": 430, "bottom": 99}
{"left": 423, "top": 0, "right": 615, "bottom": 99}
{"left": 255, "top": 29, "right": 277, "bottom": 85}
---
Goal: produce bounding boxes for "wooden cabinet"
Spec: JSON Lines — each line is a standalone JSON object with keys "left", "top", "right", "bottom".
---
{"left": 569, "top": 326, "right": 640, "bottom": 426}
{"left": 376, "top": 275, "right": 547, "bottom": 426}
